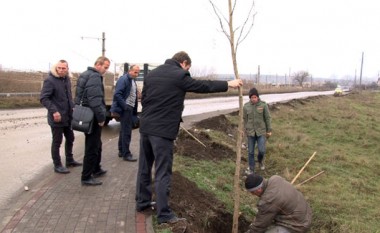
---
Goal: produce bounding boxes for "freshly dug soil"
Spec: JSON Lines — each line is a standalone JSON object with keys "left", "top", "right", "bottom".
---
{"left": 169, "top": 114, "right": 251, "bottom": 233}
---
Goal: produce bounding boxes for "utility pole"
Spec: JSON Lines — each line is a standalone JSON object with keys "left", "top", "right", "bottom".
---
{"left": 81, "top": 32, "right": 106, "bottom": 57}
{"left": 359, "top": 52, "right": 364, "bottom": 91}
{"left": 102, "top": 32, "right": 105, "bottom": 57}
{"left": 275, "top": 73, "right": 278, "bottom": 86}
{"left": 257, "top": 65, "right": 260, "bottom": 85}
{"left": 285, "top": 74, "right": 287, "bottom": 86}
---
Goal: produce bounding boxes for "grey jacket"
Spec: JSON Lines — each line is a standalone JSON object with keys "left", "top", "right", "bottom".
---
{"left": 248, "top": 175, "right": 312, "bottom": 233}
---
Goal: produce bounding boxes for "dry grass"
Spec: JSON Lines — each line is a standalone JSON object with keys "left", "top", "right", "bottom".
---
{"left": 175, "top": 91, "right": 380, "bottom": 232}
{"left": 254, "top": 92, "right": 380, "bottom": 232}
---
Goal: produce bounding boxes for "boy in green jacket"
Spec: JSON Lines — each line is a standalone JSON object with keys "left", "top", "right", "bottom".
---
{"left": 243, "top": 88, "right": 272, "bottom": 174}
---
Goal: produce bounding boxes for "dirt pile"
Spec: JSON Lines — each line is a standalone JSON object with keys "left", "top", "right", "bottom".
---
{"left": 174, "top": 114, "right": 238, "bottom": 161}
{"left": 169, "top": 172, "right": 250, "bottom": 233}
{"left": 170, "top": 114, "right": 250, "bottom": 233}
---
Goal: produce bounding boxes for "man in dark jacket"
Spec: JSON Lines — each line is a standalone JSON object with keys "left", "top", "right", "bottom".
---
{"left": 110, "top": 65, "right": 140, "bottom": 162}
{"left": 75, "top": 56, "right": 110, "bottom": 186}
{"left": 245, "top": 174, "right": 312, "bottom": 233}
{"left": 40, "top": 60, "right": 82, "bottom": 174}
{"left": 135, "top": 51, "right": 243, "bottom": 224}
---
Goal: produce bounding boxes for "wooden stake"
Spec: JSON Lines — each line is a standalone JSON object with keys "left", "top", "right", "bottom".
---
{"left": 180, "top": 125, "right": 207, "bottom": 148}
{"left": 296, "top": 170, "right": 325, "bottom": 187}
{"left": 291, "top": 151, "right": 317, "bottom": 185}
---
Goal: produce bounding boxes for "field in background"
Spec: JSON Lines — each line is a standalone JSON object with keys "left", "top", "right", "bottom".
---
{"left": 0, "top": 70, "right": 330, "bottom": 109}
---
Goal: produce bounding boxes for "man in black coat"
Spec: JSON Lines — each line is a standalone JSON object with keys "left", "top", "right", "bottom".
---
{"left": 135, "top": 51, "right": 243, "bottom": 224}
{"left": 40, "top": 60, "right": 82, "bottom": 174}
{"left": 75, "top": 56, "right": 110, "bottom": 186}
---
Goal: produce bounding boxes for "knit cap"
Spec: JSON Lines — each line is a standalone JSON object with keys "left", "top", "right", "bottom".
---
{"left": 248, "top": 88, "right": 259, "bottom": 98}
{"left": 245, "top": 174, "right": 263, "bottom": 192}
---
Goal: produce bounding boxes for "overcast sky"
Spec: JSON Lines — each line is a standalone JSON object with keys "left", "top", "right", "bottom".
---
{"left": 1, "top": 0, "right": 379, "bottom": 80}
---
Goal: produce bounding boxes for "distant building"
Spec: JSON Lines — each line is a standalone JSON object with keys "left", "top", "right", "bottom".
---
{"left": 377, "top": 77, "right": 380, "bottom": 87}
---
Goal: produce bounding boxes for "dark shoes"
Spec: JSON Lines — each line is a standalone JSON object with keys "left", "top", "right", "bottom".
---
{"left": 160, "top": 216, "right": 187, "bottom": 225}
{"left": 118, "top": 152, "right": 122, "bottom": 158}
{"left": 82, "top": 169, "right": 106, "bottom": 185}
{"left": 111, "top": 112, "right": 120, "bottom": 121}
{"left": 136, "top": 201, "right": 157, "bottom": 212}
{"left": 66, "top": 160, "right": 83, "bottom": 167}
{"left": 93, "top": 169, "right": 107, "bottom": 178}
{"left": 81, "top": 178, "right": 102, "bottom": 186}
{"left": 123, "top": 155, "right": 137, "bottom": 162}
{"left": 54, "top": 166, "right": 70, "bottom": 174}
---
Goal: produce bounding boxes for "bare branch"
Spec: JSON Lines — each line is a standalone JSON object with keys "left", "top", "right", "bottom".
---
{"left": 232, "top": 0, "right": 237, "bottom": 14}
{"left": 235, "top": 1, "right": 256, "bottom": 51}
{"left": 208, "top": 0, "right": 231, "bottom": 41}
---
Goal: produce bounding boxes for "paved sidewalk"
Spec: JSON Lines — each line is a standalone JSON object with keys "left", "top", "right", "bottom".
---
{"left": 0, "top": 109, "right": 236, "bottom": 233}
{"left": 0, "top": 129, "right": 153, "bottom": 233}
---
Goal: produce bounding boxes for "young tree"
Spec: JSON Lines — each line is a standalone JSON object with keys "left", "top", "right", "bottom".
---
{"left": 208, "top": 1, "right": 255, "bottom": 232}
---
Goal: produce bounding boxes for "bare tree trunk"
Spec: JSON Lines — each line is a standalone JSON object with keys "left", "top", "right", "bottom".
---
{"left": 227, "top": 1, "right": 244, "bottom": 232}
{"left": 207, "top": 1, "right": 255, "bottom": 232}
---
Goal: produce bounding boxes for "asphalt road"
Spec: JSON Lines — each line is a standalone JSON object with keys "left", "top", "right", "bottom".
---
{"left": 0, "top": 90, "right": 333, "bottom": 210}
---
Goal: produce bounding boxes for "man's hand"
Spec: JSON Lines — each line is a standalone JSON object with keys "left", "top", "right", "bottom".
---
{"left": 227, "top": 79, "right": 243, "bottom": 88}
{"left": 98, "top": 121, "right": 105, "bottom": 127}
{"left": 53, "top": 112, "right": 61, "bottom": 122}
{"left": 266, "top": 132, "right": 272, "bottom": 138}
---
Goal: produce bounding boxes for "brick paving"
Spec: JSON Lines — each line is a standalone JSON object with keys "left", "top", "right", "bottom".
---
{"left": 0, "top": 110, "right": 236, "bottom": 233}
{"left": 0, "top": 130, "right": 153, "bottom": 233}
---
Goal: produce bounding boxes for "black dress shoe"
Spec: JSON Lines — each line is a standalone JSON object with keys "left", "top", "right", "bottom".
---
{"left": 93, "top": 169, "right": 107, "bottom": 178}
{"left": 66, "top": 160, "right": 83, "bottom": 167}
{"left": 136, "top": 201, "right": 157, "bottom": 212}
{"left": 54, "top": 166, "right": 70, "bottom": 174}
{"left": 81, "top": 178, "right": 102, "bottom": 186}
{"left": 123, "top": 155, "right": 137, "bottom": 162}
{"left": 118, "top": 152, "right": 122, "bottom": 157}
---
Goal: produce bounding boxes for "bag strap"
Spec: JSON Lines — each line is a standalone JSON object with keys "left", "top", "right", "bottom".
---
{"left": 79, "top": 76, "right": 91, "bottom": 106}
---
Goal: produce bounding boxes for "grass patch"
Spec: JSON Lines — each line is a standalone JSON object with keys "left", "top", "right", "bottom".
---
{"left": 0, "top": 96, "right": 41, "bottom": 109}
{"left": 173, "top": 91, "right": 380, "bottom": 232}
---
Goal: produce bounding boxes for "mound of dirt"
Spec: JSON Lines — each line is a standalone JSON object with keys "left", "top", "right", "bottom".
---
{"left": 170, "top": 171, "right": 250, "bottom": 233}
{"left": 170, "top": 114, "right": 251, "bottom": 233}
{"left": 174, "top": 128, "right": 235, "bottom": 161}
{"left": 174, "top": 114, "right": 239, "bottom": 161}
{"left": 194, "top": 114, "right": 237, "bottom": 135}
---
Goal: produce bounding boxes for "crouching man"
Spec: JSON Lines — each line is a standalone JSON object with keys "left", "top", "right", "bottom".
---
{"left": 245, "top": 174, "right": 312, "bottom": 233}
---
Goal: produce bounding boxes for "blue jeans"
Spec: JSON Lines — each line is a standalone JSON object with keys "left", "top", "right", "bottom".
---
{"left": 247, "top": 134, "right": 266, "bottom": 171}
